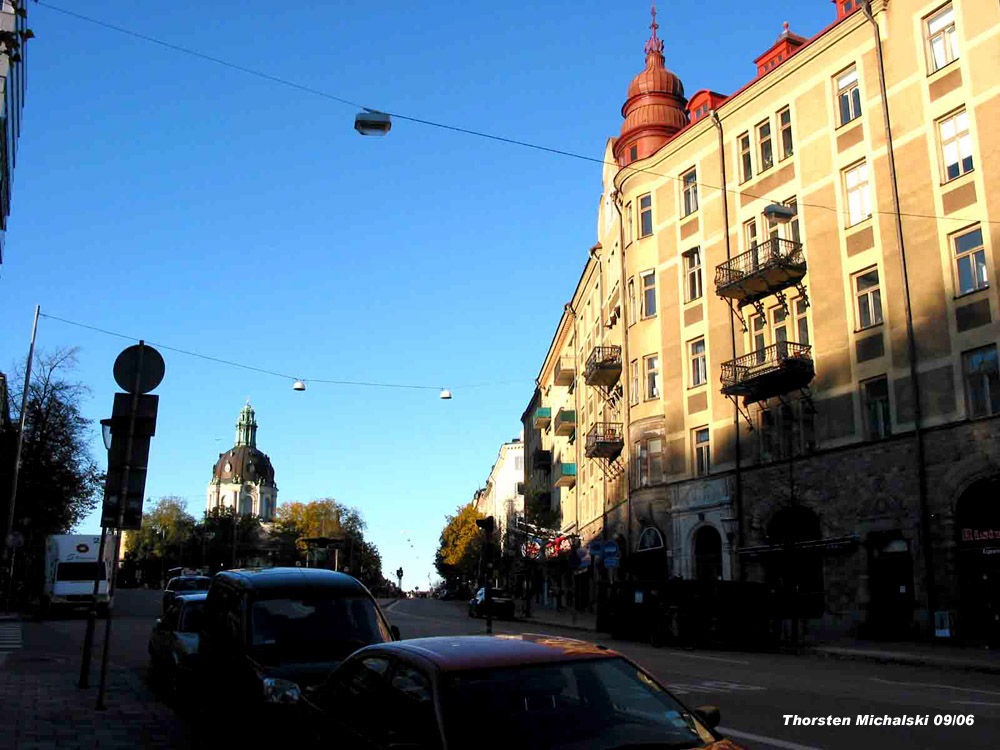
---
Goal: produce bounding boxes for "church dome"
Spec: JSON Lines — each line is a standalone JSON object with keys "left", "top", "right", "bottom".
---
{"left": 212, "top": 444, "right": 275, "bottom": 485}
{"left": 615, "top": 5, "right": 689, "bottom": 165}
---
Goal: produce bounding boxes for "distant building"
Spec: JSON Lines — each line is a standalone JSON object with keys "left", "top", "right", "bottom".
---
{"left": 206, "top": 401, "right": 278, "bottom": 521}
{"left": 521, "top": 1, "right": 1000, "bottom": 641}
{"left": 0, "top": 1, "right": 30, "bottom": 266}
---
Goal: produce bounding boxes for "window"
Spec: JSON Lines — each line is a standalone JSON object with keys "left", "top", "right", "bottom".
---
{"left": 639, "top": 194, "right": 653, "bottom": 238}
{"left": 739, "top": 133, "right": 752, "bottom": 182}
{"left": 758, "top": 402, "right": 815, "bottom": 461}
{"left": 630, "top": 145, "right": 638, "bottom": 162}
{"left": 682, "top": 168, "right": 698, "bottom": 216}
{"left": 757, "top": 120, "right": 773, "bottom": 171}
{"left": 953, "top": 227, "right": 988, "bottom": 295}
{"left": 926, "top": 4, "right": 958, "bottom": 73}
{"left": 844, "top": 162, "right": 870, "bottom": 226}
{"left": 778, "top": 107, "right": 793, "bottom": 159}
{"left": 862, "top": 377, "right": 892, "bottom": 440}
{"left": 626, "top": 202, "right": 633, "bottom": 245}
{"left": 939, "top": 109, "right": 973, "bottom": 182}
{"left": 752, "top": 314, "right": 767, "bottom": 356}
{"left": 794, "top": 298, "right": 810, "bottom": 344}
{"left": 645, "top": 355, "right": 660, "bottom": 400}
{"left": 630, "top": 359, "right": 639, "bottom": 405}
{"left": 744, "top": 219, "right": 758, "bottom": 250}
{"left": 854, "top": 268, "right": 883, "bottom": 330}
{"left": 641, "top": 271, "right": 657, "bottom": 318}
{"left": 634, "top": 437, "right": 663, "bottom": 487}
{"left": 836, "top": 68, "right": 862, "bottom": 126}
{"left": 627, "top": 278, "right": 637, "bottom": 325}
{"left": 690, "top": 338, "right": 707, "bottom": 387}
{"left": 787, "top": 198, "right": 801, "bottom": 244}
{"left": 693, "top": 428, "right": 710, "bottom": 476}
{"left": 963, "top": 345, "right": 999, "bottom": 418}
{"left": 685, "top": 248, "right": 703, "bottom": 302}
{"left": 771, "top": 306, "right": 788, "bottom": 345}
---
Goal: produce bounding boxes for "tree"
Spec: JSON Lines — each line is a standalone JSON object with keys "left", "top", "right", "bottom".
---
{"left": 6, "top": 347, "right": 103, "bottom": 536}
{"left": 435, "top": 502, "right": 485, "bottom": 584}
{"left": 274, "top": 498, "right": 365, "bottom": 543}
{"left": 124, "top": 496, "right": 196, "bottom": 560}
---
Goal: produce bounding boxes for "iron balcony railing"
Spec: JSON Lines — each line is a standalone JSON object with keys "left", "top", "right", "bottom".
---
{"left": 585, "top": 422, "right": 624, "bottom": 460}
{"left": 585, "top": 345, "right": 623, "bottom": 386}
{"left": 715, "top": 238, "right": 806, "bottom": 298}
{"left": 720, "top": 341, "right": 814, "bottom": 400}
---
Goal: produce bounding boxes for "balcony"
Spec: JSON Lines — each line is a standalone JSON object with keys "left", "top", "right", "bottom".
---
{"left": 532, "top": 448, "right": 552, "bottom": 471}
{"left": 585, "top": 422, "right": 624, "bottom": 460}
{"left": 532, "top": 407, "right": 551, "bottom": 429}
{"left": 585, "top": 346, "right": 622, "bottom": 387}
{"left": 554, "top": 409, "right": 576, "bottom": 436}
{"left": 715, "top": 238, "right": 806, "bottom": 307}
{"left": 554, "top": 356, "right": 575, "bottom": 386}
{"left": 720, "top": 342, "right": 814, "bottom": 402}
{"left": 554, "top": 462, "right": 577, "bottom": 488}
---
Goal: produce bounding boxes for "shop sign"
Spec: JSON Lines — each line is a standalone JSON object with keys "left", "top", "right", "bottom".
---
{"left": 544, "top": 536, "right": 573, "bottom": 558}
{"left": 961, "top": 528, "right": 1000, "bottom": 544}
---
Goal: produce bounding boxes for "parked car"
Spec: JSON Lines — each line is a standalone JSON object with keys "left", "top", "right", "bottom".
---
{"left": 162, "top": 575, "right": 211, "bottom": 615}
{"left": 148, "top": 592, "right": 206, "bottom": 697}
{"left": 197, "top": 568, "right": 399, "bottom": 715}
{"left": 468, "top": 587, "right": 515, "bottom": 619}
{"left": 293, "top": 634, "right": 742, "bottom": 749}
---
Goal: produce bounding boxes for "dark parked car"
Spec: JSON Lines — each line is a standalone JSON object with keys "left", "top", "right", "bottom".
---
{"left": 197, "top": 568, "right": 398, "bottom": 714}
{"left": 468, "top": 587, "right": 515, "bottom": 619}
{"left": 295, "top": 634, "right": 743, "bottom": 749}
{"left": 162, "top": 576, "right": 211, "bottom": 615}
{"left": 148, "top": 592, "right": 206, "bottom": 696}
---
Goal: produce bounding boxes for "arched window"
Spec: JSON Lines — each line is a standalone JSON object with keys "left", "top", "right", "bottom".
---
{"left": 637, "top": 527, "right": 665, "bottom": 551}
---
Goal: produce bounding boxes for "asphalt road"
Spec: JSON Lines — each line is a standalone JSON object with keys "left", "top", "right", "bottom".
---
{"left": 389, "top": 597, "right": 1000, "bottom": 750}
{"left": 20, "top": 591, "right": 1000, "bottom": 750}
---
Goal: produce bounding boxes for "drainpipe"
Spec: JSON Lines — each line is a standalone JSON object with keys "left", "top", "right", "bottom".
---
{"left": 862, "top": 1, "right": 935, "bottom": 631}
{"left": 565, "top": 301, "right": 581, "bottom": 548}
{"left": 612, "top": 183, "right": 633, "bottom": 570}
{"left": 710, "top": 110, "right": 745, "bottom": 581}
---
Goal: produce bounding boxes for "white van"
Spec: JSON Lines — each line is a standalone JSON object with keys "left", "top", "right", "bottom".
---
{"left": 42, "top": 535, "right": 112, "bottom": 615}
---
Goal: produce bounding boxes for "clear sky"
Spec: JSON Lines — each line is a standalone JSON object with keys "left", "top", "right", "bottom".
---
{"left": 1, "top": 1, "right": 837, "bottom": 591}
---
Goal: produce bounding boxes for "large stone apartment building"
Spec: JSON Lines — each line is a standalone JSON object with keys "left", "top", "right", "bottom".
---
{"left": 520, "top": 0, "right": 999, "bottom": 641}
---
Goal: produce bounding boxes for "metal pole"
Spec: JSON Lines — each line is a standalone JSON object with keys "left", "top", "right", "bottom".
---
{"left": 862, "top": 1, "right": 935, "bottom": 631}
{"left": 3, "top": 305, "right": 40, "bottom": 574}
{"left": 78, "top": 527, "right": 108, "bottom": 688}
{"left": 96, "top": 341, "right": 145, "bottom": 709}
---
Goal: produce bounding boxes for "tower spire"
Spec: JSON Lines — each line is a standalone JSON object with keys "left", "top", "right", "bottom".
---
{"left": 644, "top": 3, "right": 664, "bottom": 59}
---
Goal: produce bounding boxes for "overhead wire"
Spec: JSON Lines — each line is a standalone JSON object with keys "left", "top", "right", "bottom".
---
{"left": 38, "top": 312, "right": 529, "bottom": 392}
{"left": 36, "top": 1, "right": 1000, "bottom": 228}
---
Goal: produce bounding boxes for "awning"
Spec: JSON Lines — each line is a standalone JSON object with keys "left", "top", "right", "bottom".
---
{"left": 738, "top": 534, "right": 860, "bottom": 557}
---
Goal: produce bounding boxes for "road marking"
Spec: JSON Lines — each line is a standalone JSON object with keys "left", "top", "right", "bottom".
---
{"left": 951, "top": 700, "right": 1000, "bottom": 707}
{"left": 0, "top": 622, "right": 22, "bottom": 651}
{"left": 719, "top": 726, "right": 827, "bottom": 750}
{"left": 667, "top": 680, "right": 766, "bottom": 695}
{"left": 658, "top": 650, "right": 751, "bottom": 665}
{"left": 871, "top": 677, "right": 1000, "bottom": 696}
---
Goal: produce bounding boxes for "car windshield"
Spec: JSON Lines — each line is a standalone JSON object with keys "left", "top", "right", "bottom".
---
{"left": 178, "top": 600, "right": 204, "bottom": 633}
{"left": 441, "top": 657, "right": 716, "bottom": 750}
{"left": 56, "top": 562, "right": 105, "bottom": 582}
{"left": 250, "top": 595, "right": 391, "bottom": 660}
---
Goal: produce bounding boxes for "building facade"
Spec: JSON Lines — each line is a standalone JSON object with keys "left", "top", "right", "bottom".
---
{"left": 521, "top": 0, "right": 1000, "bottom": 641}
{"left": 473, "top": 438, "right": 525, "bottom": 544}
{"left": 0, "top": 0, "right": 30, "bottom": 265}
{"left": 206, "top": 402, "right": 278, "bottom": 521}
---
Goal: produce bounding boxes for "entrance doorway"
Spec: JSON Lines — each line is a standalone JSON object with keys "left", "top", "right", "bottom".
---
{"left": 956, "top": 476, "right": 1000, "bottom": 643}
{"left": 867, "top": 533, "right": 914, "bottom": 638}
{"left": 693, "top": 526, "right": 723, "bottom": 582}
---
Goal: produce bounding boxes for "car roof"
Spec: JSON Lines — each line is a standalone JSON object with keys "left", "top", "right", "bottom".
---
{"left": 168, "top": 576, "right": 211, "bottom": 583}
{"left": 173, "top": 592, "right": 208, "bottom": 604}
{"left": 214, "top": 567, "right": 369, "bottom": 595}
{"left": 367, "top": 635, "right": 619, "bottom": 672}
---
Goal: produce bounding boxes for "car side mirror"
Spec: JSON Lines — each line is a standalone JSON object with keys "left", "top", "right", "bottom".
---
{"left": 390, "top": 625, "right": 401, "bottom": 641}
{"left": 263, "top": 677, "right": 301, "bottom": 705}
{"left": 695, "top": 705, "right": 721, "bottom": 728}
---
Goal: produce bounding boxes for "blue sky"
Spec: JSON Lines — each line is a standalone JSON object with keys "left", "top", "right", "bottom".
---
{"left": 1, "top": 1, "right": 836, "bottom": 591}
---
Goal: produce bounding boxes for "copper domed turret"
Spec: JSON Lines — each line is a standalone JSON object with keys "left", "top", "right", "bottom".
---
{"left": 615, "top": 4, "right": 689, "bottom": 166}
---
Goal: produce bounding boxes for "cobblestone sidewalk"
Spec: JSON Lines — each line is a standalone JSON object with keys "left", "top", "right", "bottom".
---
{"left": 0, "top": 647, "right": 195, "bottom": 750}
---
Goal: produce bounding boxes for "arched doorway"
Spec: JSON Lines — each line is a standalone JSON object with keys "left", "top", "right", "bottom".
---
{"left": 956, "top": 476, "right": 1000, "bottom": 642}
{"left": 765, "top": 505, "right": 824, "bottom": 618}
{"left": 631, "top": 527, "right": 666, "bottom": 581}
{"left": 693, "top": 526, "right": 723, "bottom": 582}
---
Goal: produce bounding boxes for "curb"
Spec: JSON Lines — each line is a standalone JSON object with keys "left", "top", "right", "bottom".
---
{"left": 516, "top": 615, "right": 599, "bottom": 635}
{"left": 804, "top": 646, "right": 1000, "bottom": 676}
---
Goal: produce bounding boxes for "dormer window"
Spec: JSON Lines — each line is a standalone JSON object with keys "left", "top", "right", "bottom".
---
{"left": 839, "top": 0, "right": 858, "bottom": 17}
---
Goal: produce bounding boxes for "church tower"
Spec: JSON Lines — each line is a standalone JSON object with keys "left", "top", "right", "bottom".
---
{"left": 206, "top": 401, "right": 278, "bottom": 521}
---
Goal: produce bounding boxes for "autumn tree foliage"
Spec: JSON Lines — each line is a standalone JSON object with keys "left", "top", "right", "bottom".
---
{"left": 434, "top": 502, "right": 484, "bottom": 583}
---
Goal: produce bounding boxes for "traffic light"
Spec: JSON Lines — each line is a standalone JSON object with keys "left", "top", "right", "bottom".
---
{"left": 476, "top": 516, "right": 495, "bottom": 536}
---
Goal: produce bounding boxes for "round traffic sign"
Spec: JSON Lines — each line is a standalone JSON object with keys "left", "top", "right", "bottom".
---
{"left": 113, "top": 344, "right": 165, "bottom": 394}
